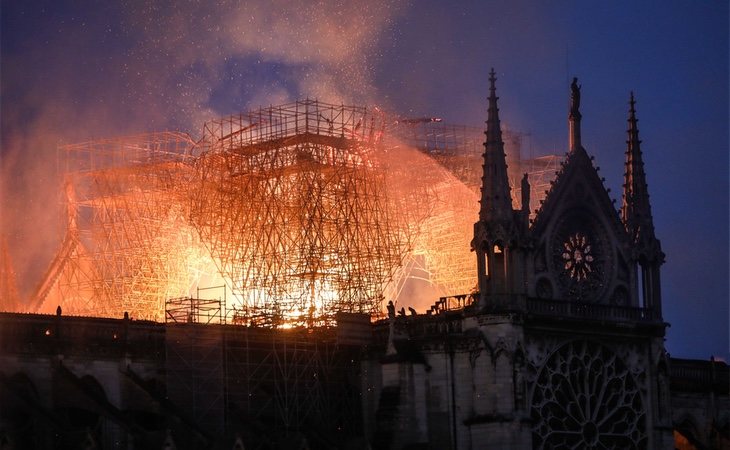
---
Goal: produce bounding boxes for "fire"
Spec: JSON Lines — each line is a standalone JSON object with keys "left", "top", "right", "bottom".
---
{"left": 26, "top": 100, "right": 557, "bottom": 327}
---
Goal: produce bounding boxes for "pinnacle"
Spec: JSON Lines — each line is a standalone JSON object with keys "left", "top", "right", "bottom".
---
{"left": 622, "top": 92, "right": 656, "bottom": 247}
{"left": 479, "top": 68, "right": 513, "bottom": 224}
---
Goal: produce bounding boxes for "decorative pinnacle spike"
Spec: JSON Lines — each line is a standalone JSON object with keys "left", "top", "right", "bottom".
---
{"left": 484, "top": 68, "right": 503, "bottom": 148}
{"left": 629, "top": 91, "right": 636, "bottom": 113}
{"left": 627, "top": 92, "right": 641, "bottom": 145}
{"left": 478, "top": 67, "right": 512, "bottom": 223}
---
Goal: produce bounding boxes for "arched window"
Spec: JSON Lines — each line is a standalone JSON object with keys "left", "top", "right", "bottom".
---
{"left": 493, "top": 241, "right": 506, "bottom": 291}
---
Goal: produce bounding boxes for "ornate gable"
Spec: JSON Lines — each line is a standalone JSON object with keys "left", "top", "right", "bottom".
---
{"left": 528, "top": 85, "right": 634, "bottom": 306}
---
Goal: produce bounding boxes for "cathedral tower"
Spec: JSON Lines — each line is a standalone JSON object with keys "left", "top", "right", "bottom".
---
{"left": 471, "top": 69, "right": 529, "bottom": 309}
{"left": 468, "top": 77, "right": 672, "bottom": 449}
{"left": 622, "top": 93, "right": 664, "bottom": 315}
{"left": 367, "top": 73, "right": 673, "bottom": 450}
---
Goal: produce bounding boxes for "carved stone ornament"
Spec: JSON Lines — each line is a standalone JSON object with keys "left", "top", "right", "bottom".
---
{"left": 551, "top": 210, "right": 612, "bottom": 302}
{"left": 531, "top": 340, "right": 647, "bottom": 449}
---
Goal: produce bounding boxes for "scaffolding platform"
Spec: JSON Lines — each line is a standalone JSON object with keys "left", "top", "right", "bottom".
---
{"left": 165, "top": 297, "right": 222, "bottom": 324}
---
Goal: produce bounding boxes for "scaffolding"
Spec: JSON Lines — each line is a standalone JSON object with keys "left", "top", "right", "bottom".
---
{"left": 189, "top": 100, "right": 411, "bottom": 327}
{"left": 165, "top": 297, "right": 223, "bottom": 324}
{"left": 393, "top": 121, "right": 485, "bottom": 193}
{"left": 512, "top": 154, "right": 563, "bottom": 216}
{"left": 0, "top": 235, "right": 20, "bottom": 312}
{"left": 384, "top": 121, "right": 562, "bottom": 302}
{"left": 53, "top": 132, "right": 217, "bottom": 321}
{"left": 380, "top": 146, "right": 478, "bottom": 301}
{"left": 43, "top": 101, "right": 560, "bottom": 323}
{"left": 393, "top": 121, "right": 561, "bottom": 214}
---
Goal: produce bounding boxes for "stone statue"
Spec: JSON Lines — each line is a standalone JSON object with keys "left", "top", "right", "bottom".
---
{"left": 570, "top": 77, "right": 581, "bottom": 116}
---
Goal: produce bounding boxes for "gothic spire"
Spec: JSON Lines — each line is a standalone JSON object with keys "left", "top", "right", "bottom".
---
{"left": 622, "top": 92, "right": 657, "bottom": 248}
{"left": 479, "top": 68, "right": 513, "bottom": 223}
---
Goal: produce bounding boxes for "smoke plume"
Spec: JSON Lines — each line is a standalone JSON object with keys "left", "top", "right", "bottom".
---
{"left": 0, "top": 0, "right": 407, "bottom": 303}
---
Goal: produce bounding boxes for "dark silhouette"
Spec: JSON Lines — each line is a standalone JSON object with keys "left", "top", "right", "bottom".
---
{"left": 570, "top": 77, "right": 581, "bottom": 116}
{"left": 387, "top": 300, "right": 396, "bottom": 319}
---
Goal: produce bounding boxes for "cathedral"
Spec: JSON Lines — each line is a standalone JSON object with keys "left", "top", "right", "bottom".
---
{"left": 0, "top": 72, "right": 727, "bottom": 450}
{"left": 362, "top": 70, "right": 681, "bottom": 449}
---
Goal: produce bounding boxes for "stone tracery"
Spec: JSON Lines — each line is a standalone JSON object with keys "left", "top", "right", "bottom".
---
{"left": 531, "top": 340, "right": 647, "bottom": 449}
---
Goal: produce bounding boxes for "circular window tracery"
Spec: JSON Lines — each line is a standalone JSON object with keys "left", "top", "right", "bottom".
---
{"left": 561, "top": 232, "right": 594, "bottom": 281}
{"left": 531, "top": 341, "right": 646, "bottom": 449}
{"left": 551, "top": 210, "right": 611, "bottom": 302}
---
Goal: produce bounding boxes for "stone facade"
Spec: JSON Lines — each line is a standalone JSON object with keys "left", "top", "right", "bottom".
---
{"left": 362, "top": 73, "right": 724, "bottom": 450}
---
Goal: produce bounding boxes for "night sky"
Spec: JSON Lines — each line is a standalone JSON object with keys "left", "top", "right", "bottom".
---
{"left": 1, "top": 1, "right": 727, "bottom": 361}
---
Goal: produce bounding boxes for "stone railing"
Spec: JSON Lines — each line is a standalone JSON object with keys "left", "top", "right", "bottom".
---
{"left": 427, "top": 293, "right": 477, "bottom": 315}
{"left": 526, "top": 298, "right": 660, "bottom": 323}
{"left": 0, "top": 311, "right": 165, "bottom": 359}
{"left": 421, "top": 295, "right": 660, "bottom": 324}
{"left": 670, "top": 357, "right": 729, "bottom": 394}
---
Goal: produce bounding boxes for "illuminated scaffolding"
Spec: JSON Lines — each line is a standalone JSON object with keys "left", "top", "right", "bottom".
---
{"left": 513, "top": 154, "right": 563, "bottom": 216}
{"left": 394, "top": 121, "right": 561, "bottom": 215}
{"left": 52, "top": 132, "right": 215, "bottom": 321}
{"left": 41, "top": 101, "right": 561, "bottom": 323}
{"left": 380, "top": 146, "right": 477, "bottom": 301}
{"left": 190, "top": 100, "right": 412, "bottom": 327}
{"left": 385, "top": 122, "right": 484, "bottom": 299}
{"left": 0, "top": 235, "right": 20, "bottom": 312}
{"left": 393, "top": 121, "right": 485, "bottom": 192}
{"left": 388, "top": 121, "right": 562, "bottom": 300}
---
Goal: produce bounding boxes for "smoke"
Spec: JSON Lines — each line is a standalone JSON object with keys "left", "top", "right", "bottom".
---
{"left": 0, "top": 0, "right": 408, "bottom": 304}
{"left": 118, "top": 0, "right": 407, "bottom": 122}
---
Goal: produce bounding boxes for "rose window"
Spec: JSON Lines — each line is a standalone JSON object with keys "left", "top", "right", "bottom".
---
{"left": 531, "top": 341, "right": 646, "bottom": 449}
{"left": 551, "top": 210, "right": 610, "bottom": 302}
{"left": 562, "top": 232, "right": 594, "bottom": 281}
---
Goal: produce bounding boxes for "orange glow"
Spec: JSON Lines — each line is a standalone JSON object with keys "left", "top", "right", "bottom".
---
{"left": 31, "top": 101, "right": 558, "bottom": 326}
